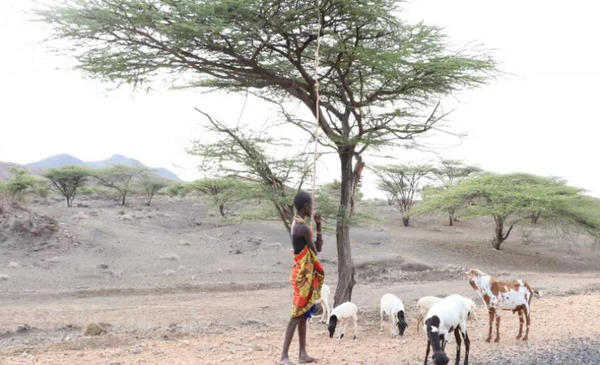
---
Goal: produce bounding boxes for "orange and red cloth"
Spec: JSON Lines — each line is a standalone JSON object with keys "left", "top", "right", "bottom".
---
{"left": 290, "top": 216, "right": 325, "bottom": 318}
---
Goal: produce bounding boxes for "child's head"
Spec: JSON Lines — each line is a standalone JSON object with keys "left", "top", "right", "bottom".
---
{"left": 293, "top": 191, "right": 312, "bottom": 216}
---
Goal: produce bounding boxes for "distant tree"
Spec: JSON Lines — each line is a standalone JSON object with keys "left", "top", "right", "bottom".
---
{"left": 6, "top": 167, "right": 37, "bottom": 199}
{"left": 95, "top": 164, "right": 147, "bottom": 205}
{"left": 138, "top": 173, "right": 170, "bottom": 206}
{"left": 373, "top": 164, "right": 431, "bottom": 227}
{"left": 38, "top": 0, "right": 498, "bottom": 305}
{"left": 164, "top": 183, "right": 186, "bottom": 198}
{"left": 419, "top": 173, "right": 600, "bottom": 250}
{"left": 43, "top": 165, "right": 93, "bottom": 207}
{"left": 429, "top": 159, "right": 482, "bottom": 225}
{"left": 188, "top": 177, "right": 247, "bottom": 217}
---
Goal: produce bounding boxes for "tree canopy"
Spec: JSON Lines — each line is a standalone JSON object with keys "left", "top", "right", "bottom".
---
{"left": 43, "top": 165, "right": 93, "bottom": 207}
{"left": 188, "top": 177, "right": 251, "bottom": 217}
{"left": 428, "top": 159, "right": 482, "bottom": 225}
{"left": 95, "top": 164, "right": 148, "bottom": 205}
{"left": 6, "top": 167, "right": 37, "bottom": 199}
{"left": 37, "top": 0, "right": 498, "bottom": 304}
{"left": 373, "top": 164, "right": 430, "bottom": 227}
{"left": 419, "top": 173, "right": 600, "bottom": 250}
{"left": 138, "top": 172, "right": 170, "bottom": 206}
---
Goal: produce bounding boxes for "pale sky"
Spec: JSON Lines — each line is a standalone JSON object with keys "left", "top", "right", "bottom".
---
{"left": 0, "top": 0, "right": 598, "bottom": 199}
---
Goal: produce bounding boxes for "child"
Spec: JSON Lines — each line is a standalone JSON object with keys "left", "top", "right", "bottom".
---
{"left": 280, "top": 191, "right": 324, "bottom": 364}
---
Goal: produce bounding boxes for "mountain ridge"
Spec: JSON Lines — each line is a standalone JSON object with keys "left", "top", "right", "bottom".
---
{"left": 1, "top": 154, "right": 181, "bottom": 181}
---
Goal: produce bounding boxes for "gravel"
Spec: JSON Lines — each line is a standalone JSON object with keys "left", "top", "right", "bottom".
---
{"left": 475, "top": 338, "right": 600, "bottom": 365}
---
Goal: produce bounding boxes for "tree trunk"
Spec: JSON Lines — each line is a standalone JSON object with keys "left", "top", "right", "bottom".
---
{"left": 448, "top": 208, "right": 455, "bottom": 226}
{"left": 531, "top": 211, "right": 541, "bottom": 224}
{"left": 333, "top": 147, "right": 357, "bottom": 307}
{"left": 402, "top": 216, "right": 410, "bottom": 227}
{"left": 219, "top": 203, "right": 226, "bottom": 217}
{"left": 492, "top": 217, "right": 514, "bottom": 250}
{"left": 67, "top": 196, "right": 72, "bottom": 208}
{"left": 146, "top": 193, "right": 153, "bottom": 206}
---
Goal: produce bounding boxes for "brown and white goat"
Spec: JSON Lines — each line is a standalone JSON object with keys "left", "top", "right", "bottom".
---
{"left": 467, "top": 269, "right": 540, "bottom": 343}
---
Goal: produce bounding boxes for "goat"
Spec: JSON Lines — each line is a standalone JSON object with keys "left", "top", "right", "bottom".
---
{"left": 328, "top": 302, "right": 358, "bottom": 340}
{"left": 423, "top": 294, "right": 471, "bottom": 365}
{"left": 467, "top": 268, "right": 541, "bottom": 342}
{"left": 311, "top": 284, "right": 331, "bottom": 324}
{"left": 380, "top": 293, "right": 408, "bottom": 337}
{"left": 417, "top": 296, "right": 480, "bottom": 339}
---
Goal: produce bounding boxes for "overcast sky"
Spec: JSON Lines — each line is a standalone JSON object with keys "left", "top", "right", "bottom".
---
{"left": 0, "top": 0, "right": 598, "bottom": 199}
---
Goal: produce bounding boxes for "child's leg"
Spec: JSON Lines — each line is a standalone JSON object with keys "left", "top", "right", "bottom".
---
{"left": 298, "top": 316, "right": 318, "bottom": 363}
{"left": 281, "top": 317, "right": 300, "bottom": 364}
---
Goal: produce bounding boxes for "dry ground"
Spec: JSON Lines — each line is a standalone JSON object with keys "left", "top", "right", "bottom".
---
{"left": 1, "top": 195, "right": 600, "bottom": 364}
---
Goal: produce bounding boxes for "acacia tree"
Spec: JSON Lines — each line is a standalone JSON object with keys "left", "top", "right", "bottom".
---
{"left": 38, "top": 0, "right": 497, "bottom": 304}
{"left": 95, "top": 164, "right": 148, "bottom": 205}
{"left": 430, "top": 159, "right": 482, "bottom": 225}
{"left": 188, "top": 177, "right": 247, "bottom": 217}
{"left": 189, "top": 112, "right": 313, "bottom": 233}
{"left": 138, "top": 173, "right": 170, "bottom": 206}
{"left": 419, "top": 173, "right": 600, "bottom": 250}
{"left": 43, "top": 165, "right": 93, "bottom": 207}
{"left": 373, "top": 164, "right": 431, "bottom": 227}
{"left": 6, "top": 167, "right": 37, "bottom": 199}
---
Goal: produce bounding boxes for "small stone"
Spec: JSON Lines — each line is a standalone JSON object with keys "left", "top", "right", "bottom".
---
{"left": 83, "top": 323, "right": 107, "bottom": 336}
{"left": 0, "top": 274, "right": 9, "bottom": 281}
{"left": 160, "top": 253, "right": 180, "bottom": 261}
{"left": 163, "top": 269, "right": 176, "bottom": 276}
{"left": 97, "top": 263, "right": 109, "bottom": 270}
{"left": 16, "top": 324, "right": 31, "bottom": 333}
{"left": 7, "top": 262, "right": 19, "bottom": 268}
{"left": 178, "top": 265, "right": 186, "bottom": 270}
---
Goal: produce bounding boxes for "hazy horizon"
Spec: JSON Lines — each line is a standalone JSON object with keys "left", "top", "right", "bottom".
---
{"left": 1, "top": 0, "right": 598, "bottom": 199}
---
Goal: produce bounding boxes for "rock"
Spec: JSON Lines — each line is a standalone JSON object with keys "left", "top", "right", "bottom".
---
{"left": 71, "top": 211, "right": 90, "bottom": 220}
{"left": 119, "top": 214, "right": 135, "bottom": 221}
{"left": 98, "top": 263, "right": 109, "bottom": 270}
{"left": 7, "top": 261, "right": 19, "bottom": 268}
{"left": 83, "top": 323, "right": 107, "bottom": 336}
{"left": 163, "top": 269, "right": 176, "bottom": 276}
{"left": 16, "top": 324, "right": 31, "bottom": 333}
{"left": 160, "top": 253, "right": 180, "bottom": 261}
{"left": 180, "top": 240, "right": 192, "bottom": 246}
{"left": 0, "top": 274, "right": 9, "bottom": 281}
{"left": 177, "top": 265, "right": 186, "bottom": 270}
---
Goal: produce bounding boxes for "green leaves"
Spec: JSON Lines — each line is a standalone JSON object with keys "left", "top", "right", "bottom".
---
{"left": 37, "top": 0, "right": 498, "bottom": 149}
{"left": 43, "top": 165, "right": 94, "bottom": 207}
{"left": 419, "top": 172, "right": 600, "bottom": 247}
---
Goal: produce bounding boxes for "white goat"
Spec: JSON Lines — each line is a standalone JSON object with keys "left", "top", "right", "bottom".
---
{"left": 423, "top": 294, "right": 472, "bottom": 365}
{"left": 467, "top": 269, "right": 540, "bottom": 342}
{"left": 311, "top": 284, "right": 331, "bottom": 324}
{"left": 328, "top": 302, "right": 358, "bottom": 340}
{"left": 380, "top": 293, "right": 408, "bottom": 337}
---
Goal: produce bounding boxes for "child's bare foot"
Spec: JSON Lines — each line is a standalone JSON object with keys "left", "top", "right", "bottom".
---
{"left": 280, "top": 357, "right": 295, "bottom": 365}
{"left": 299, "top": 355, "right": 318, "bottom": 363}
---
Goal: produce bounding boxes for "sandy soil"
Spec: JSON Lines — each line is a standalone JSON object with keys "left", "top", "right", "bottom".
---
{"left": 1, "top": 196, "right": 600, "bottom": 364}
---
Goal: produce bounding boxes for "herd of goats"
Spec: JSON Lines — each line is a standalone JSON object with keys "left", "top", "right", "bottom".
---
{"left": 315, "top": 269, "right": 541, "bottom": 365}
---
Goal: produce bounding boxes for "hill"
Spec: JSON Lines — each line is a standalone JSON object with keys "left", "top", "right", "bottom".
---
{"left": 0, "top": 154, "right": 182, "bottom": 181}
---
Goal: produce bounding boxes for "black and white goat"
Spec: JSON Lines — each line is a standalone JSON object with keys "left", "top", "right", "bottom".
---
{"left": 380, "top": 293, "right": 408, "bottom": 337}
{"left": 424, "top": 294, "right": 471, "bottom": 365}
{"left": 328, "top": 302, "right": 358, "bottom": 340}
